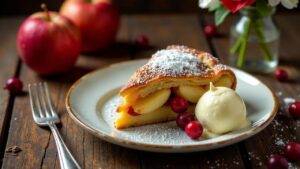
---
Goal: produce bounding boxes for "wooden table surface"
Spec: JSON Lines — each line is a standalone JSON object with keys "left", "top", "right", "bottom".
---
{"left": 0, "top": 13, "right": 299, "bottom": 169}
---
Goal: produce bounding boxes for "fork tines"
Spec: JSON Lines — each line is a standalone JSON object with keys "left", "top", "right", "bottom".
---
{"left": 28, "top": 82, "right": 59, "bottom": 124}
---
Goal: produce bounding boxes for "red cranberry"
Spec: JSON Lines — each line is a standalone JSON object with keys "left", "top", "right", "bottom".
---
{"left": 134, "top": 35, "right": 149, "bottom": 48}
{"left": 176, "top": 112, "right": 193, "bottom": 129}
{"left": 127, "top": 107, "right": 140, "bottom": 116}
{"left": 288, "top": 101, "right": 300, "bottom": 118}
{"left": 267, "top": 155, "right": 288, "bottom": 169}
{"left": 203, "top": 24, "right": 217, "bottom": 38}
{"left": 274, "top": 68, "right": 288, "bottom": 82}
{"left": 184, "top": 121, "right": 203, "bottom": 139}
{"left": 284, "top": 142, "right": 300, "bottom": 161}
{"left": 170, "top": 96, "right": 189, "bottom": 113}
{"left": 4, "top": 77, "right": 23, "bottom": 94}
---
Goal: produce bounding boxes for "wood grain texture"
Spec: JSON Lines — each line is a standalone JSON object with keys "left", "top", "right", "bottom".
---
{"left": 1, "top": 16, "right": 141, "bottom": 169}
{"left": 1, "top": 13, "right": 299, "bottom": 169}
{"left": 204, "top": 13, "right": 300, "bottom": 168}
{"left": 0, "top": 16, "right": 25, "bottom": 159}
{"left": 0, "top": 15, "right": 246, "bottom": 169}
{"left": 128, "top": 15, "right": 211, "bottom": 58}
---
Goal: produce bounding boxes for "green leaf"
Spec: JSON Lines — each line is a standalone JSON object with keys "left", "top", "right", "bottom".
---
{"left": 214, "top": 5, "right": 230, "bottom": 26}
{"left": 256, "top": 0, "right": 274, "bottom": 16}
{"left": 208, "top": 1, "right": 221, "bottom": 12}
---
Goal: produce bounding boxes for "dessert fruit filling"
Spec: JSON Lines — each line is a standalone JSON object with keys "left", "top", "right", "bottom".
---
{"left": 121, "top": 76, "right": 233, "bottom": 116}
{"left": 115, "top": 45, "right": 239, "bottom": 130}
{"left": 132, "top": 89, "right": 171, "bottom": 115}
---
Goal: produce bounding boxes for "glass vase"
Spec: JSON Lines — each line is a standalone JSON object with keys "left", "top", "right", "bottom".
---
{"left": 229, "top": 7, "right": 280, "bottom": 73}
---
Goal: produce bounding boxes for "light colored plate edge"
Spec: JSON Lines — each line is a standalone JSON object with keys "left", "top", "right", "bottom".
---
{"left": 65, "top": 59, "right": 278, "bottom": 152}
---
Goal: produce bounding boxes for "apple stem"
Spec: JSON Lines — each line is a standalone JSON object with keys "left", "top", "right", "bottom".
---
{"left": 41, "top": 3, "right": 50, "bottom": 21}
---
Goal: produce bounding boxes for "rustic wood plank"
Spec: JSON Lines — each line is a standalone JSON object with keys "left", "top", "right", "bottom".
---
{"left": 1, "top": 14, "right": 246, "bottom": 169}
{"left": 4, "top": 13, "right": 299, "bottom": 169}
{"left": 128, "top": 14, "right": 217, "bottom": 58}
{"left": 204, "top": 13, "right": 300, "bottom": 168}
{"left": 44, "top": 16, "right": 141, "bottom": 169}
{"left": 0, "top": 16, "right": 25, "bottom": 161}
{"left": 128, "top": 15, "right": 245, "bottom": 169}
{"left": 1, "top": 16, "right": 141, "bottom": 169}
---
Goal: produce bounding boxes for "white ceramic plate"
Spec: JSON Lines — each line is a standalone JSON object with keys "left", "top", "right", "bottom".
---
{"left": 66, "top": 59, "right": 278, "bottom": 153}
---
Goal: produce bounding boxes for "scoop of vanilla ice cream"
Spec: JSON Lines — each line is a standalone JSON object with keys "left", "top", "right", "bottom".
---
{"left": 195, "top": 83, "right": 250, "bottom": 134}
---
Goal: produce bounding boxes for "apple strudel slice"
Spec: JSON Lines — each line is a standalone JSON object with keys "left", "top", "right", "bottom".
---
{"left": 115, "top": 45, "right": 236, "bottom": 129}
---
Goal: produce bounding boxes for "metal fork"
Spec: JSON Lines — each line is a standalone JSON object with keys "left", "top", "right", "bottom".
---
{"left": 29, "top": 82, "right": 81, "bottom": 169}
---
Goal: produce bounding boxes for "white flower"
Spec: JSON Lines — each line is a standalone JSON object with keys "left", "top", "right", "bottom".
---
{"left": 199, "top": 0, "right": 218, "bottom": 8}
{"left": 268, "top": 0, "right": 299, "bottom": 9}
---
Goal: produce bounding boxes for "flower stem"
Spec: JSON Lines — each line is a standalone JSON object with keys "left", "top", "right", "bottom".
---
{"left": 230, "top": 36, "right": 242, "bottom": 55}
{"left": 236, "top": 19, "right": 251, "bottom": 67}
{"left": 253, "top": 19, "right": 273, "bottom": 61}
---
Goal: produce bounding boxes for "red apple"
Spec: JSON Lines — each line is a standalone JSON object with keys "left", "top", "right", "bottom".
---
{"left": 60, "top": 0, "right": 120, "bottom": 52}
{"left": 17, "top": 4, "right": 81, "bottom": 75}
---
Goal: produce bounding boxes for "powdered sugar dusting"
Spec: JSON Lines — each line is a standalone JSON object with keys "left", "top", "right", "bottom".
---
{"left": 101, "top": 94, "right": 196, "bottom": 145}
{"left": 215, "top": 64, "right": 227, "bottom": 71}
{"left": 288, "top": 162, "right": 298, "bottom": 169}
{"left": 102, "top": 95, "right": 121, "bottom": 128}
{"left": 274, "top": 138, "right": 285, "bottom": 146}
{"left": 283, "top": 97, "right": 295, "bottom": 108}
{"left": 149, "top": 49, "right": 211, "bottom": 76}
{"left": 127, "top": 48, "right": 215, "bottom": 87}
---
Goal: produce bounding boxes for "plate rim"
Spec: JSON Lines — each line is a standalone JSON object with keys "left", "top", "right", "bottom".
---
{"left": 65, "top": 59, "right": 278, "bottom": 151}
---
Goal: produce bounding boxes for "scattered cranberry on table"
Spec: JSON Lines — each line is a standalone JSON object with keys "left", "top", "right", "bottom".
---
{"left": 134, "top": 35, "right": 149, "bottom": 48}
{"left": 203, "top": 24, "right": 217, "bottom": 38}
{"left": 169, "top": 96, "right": 189, "bottom": 113}
{"left": 267, "top": 155, "right": 288, "bottom": 169}
{"left": 284, "top": 142, "right": 300, "bottom": 161}
{"left": 184, "top": 121, "right": 203, "bottom": 139}
{"left": 288, "top": 101, "right": 300, "bottom": 119}
{"left": 176, "top": 112, "right": 193, "bottom": 129}
{"left": 274, "top": 68, "right": 288, "bottom": 82}
{"left": 4, "top": 77, "right": 23, "bottom": 94}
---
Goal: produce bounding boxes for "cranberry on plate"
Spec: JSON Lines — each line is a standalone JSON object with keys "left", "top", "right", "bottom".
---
{"left": 176, "top": 112, "right": 193, "bottom": 129}
{"left": 127, "top": 107, "right": 140, "bottom": 116}
{"left": 184, "top": 121, "right": 203, "bottom": 139}
{"left": 169, "top": 96, "right": 189, "bottom": 113}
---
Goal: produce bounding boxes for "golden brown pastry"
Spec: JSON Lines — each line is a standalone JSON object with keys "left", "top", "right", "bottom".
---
{"left": 115, "top": 45, "right": 236, "bottom": 129}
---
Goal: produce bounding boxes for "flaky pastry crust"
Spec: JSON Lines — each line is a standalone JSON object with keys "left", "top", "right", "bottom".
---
{"left": 119, "top": 45, "right": 236, "bottom": 100}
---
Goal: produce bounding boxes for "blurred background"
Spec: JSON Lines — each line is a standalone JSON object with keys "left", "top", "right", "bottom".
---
{"left": 1, "top": 0, "right": 299, "bottom": 16}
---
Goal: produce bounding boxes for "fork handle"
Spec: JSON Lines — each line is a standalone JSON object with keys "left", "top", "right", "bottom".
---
{"left": 49, "top": 123, "right": 81, "bottom": 169}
